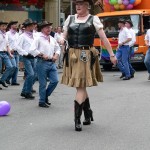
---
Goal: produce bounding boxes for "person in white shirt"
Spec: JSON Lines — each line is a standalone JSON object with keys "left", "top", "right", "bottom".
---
{"left": 125, "top": 20, "right": 136, "bottom": 78}
{"left": 54, "top": 26, "right": 64, "bottom": 68}
{"left": 0, "top": 21, "right": 14, "bottom": 88}
{"left": 144, "top": 29, "right": 150, "bottom": 80}
{"left": 116, "top": 19, "right": 132, "bottom": 80}
{"left": 30, "top": 21, "right": 60, "bottom": 108}
{"left": 5, "top": 21, "right": 20, "bottom": 85}
{"left": 105, "top": 22, "right": 116, "bottom": 33}
{"left": 16, "top": 19, "right": 36, "bottom": 99}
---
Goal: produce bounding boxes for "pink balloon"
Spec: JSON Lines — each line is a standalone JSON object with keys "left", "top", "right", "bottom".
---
{"left": 110, "top": 5, "right": 115, "bottom": 11}
{"left": 126, "top": 4, "right": 133, "bottom": 9}
{"left": 104, "top": 0, "right": 109, "bottom": 4}
{"left": 123, "top": 0, "right": 129, "bottom": 5}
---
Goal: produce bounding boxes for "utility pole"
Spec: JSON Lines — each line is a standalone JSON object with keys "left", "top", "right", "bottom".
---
{"left": 70, "top": 1, "right": 73, "bottom": 15}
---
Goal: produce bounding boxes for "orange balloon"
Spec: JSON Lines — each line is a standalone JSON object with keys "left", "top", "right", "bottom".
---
{"left": 119, "top": 4, "right": 125, "bottom": 10}
{"left": 134, "top": 0, "right": 141, "bottom": 6}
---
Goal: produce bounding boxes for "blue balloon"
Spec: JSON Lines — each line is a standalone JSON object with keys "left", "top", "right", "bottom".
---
{"left": 129, "top": 0, "right": 135, "bottom": 4}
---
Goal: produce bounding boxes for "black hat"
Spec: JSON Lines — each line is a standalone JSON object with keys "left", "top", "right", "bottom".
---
{"left": 23, "top": 19, "right": 34, "bottom": 27}
{"left": 125, "top": 19, "right": 133, "bottom": 27}
{"left": 38, "top": 20, "right": 53, "bottom": 31}
{"left": 0, "top": 21, "right": 8, "bottom": 25}
{"left": 73, "top": 0, "right": 94, "bottom": 5}
{"left": 118, "top": 19, "right": 125, "bottom": 24}
{"left": 7, "top": 21, "right": 18, "bottom": 28}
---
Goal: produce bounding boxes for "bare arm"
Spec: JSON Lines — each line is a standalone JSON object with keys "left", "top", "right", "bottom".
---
{"left": 97, "top": 29, "right": 117, "bottom": 64}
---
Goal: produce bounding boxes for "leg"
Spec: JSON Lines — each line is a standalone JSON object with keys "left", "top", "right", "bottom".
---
{"left": 83, "top": 90, "right": 94, "bottom": 125}
{"left": 144, "top": 48, "right": 150, "bottom": 77}
{"left": 11, "top": 53, "right": 19, "bottom": 84}
{"left": 6, "top": 57, "right": 16, "bottom": 84}
{"left": 116, "top": 48, "right": 125, "bottom": 76}
{"left": 36, "top": 60, "right": 47, "bottom": 104}
{"left": 22, "top": 58, "right": 34, "bottom": 98}
{"left": 121, "top": 46, "right": 131, "bottom": 78}
{"left": 46, "top": 63, "right": 59, "bottom": 98}
{"left": 74, "top": 87, "right": 86, "bottom": 131}
{"left": 128, "top": 47, "right": 135, "bottom": 77}
{"left": 0, "top": 53, "right": 13, "bottom": 83}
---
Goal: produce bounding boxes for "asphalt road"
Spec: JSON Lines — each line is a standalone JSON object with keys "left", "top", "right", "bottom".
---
{"left": 0, "top": 69, "right": 150, "bottom": 150}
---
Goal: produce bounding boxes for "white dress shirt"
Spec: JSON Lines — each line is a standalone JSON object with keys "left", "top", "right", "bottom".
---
{"left": 0, "top": 30, "right": 8, "bottom": 52}
{"left": 6, "top": 29, "right": 19, "bottom": 51}
{"left": 118, "top": 27, "right": 132, "bottom": 45}
{"left": 145, "top": 29, "right": 150, "bottom": 46}
{"left": 29, "top": 32, "right": 61, "bottom": 59}
{"left": 128, "top": 28, "right": 136, "bottom": 47}
{"left": 16, "top": 31, "right": 34, "bottom": 56}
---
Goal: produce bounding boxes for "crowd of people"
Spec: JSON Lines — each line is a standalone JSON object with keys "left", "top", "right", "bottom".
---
{"left": 0, "top": 0, "right": 150, "bottom": 132}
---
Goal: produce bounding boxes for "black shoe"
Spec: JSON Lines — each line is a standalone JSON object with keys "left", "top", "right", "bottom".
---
{"left": 6, "top": 80, "right": 10, "bottom": 84}
{"left": 120, "top": 74, "right": 125, "bottom": 79}
{"left": 31, "top": 89, "right": 36, "bottom": 93}
{"left": 45, "top": 98, "right": 51, "bottom": 106}
{"left": 0, "top": 80, "right": 8, "bottom": 87}
{"left": 0, "top": 87, "right": 2, "bottom": 90}
{"left": 83, "top": 98, "right": 94, "bottom": 125}
{"left": 11, "top": 83, "right": 20, "bottom": 86}
{"left": 39, "top": 103, "right": 49, "bottom": 108}
{"left": 148, "top": 75, "right": 150, "bottom": 80}
{"left": 123, "top": 77, "right": 130, "bottom": 80}
{"left": 74, "top": 101, "right": 84, "bottom": 131}
{"left": 25, "top": 93, "right": 35, "bottom": 99}
{"left": 131, "top": 71, "right": 135, "bottom": 78}
{"left": 20, "top": 92, "right": 26, "bottom": 97}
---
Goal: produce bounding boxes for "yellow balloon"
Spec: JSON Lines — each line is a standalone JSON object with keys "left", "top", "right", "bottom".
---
{"left": 134, "top": 0, "right": 141, "bottom": 6}
{"left": 114, "top": 4, "right": 120, "bottom": 10}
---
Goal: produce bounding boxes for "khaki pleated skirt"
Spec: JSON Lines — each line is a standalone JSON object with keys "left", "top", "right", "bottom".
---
{"left": 61, "top": 47, "right": 103, "bottom": 88}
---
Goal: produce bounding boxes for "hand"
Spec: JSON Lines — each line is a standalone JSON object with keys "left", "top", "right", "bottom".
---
{"left": 110, "top": 55, "right": 117, "bottom": 65}
{"left": 52, "top": 54, "right": 59, "bottom": 62}
{"left": 42, "top": 54, "right": 49, "bottom": 60}
{"left": 9, "top": 53, "right": 14, "bottom": 58}
{"left": 59, "top": 39, "right": 65, "bottom": 45}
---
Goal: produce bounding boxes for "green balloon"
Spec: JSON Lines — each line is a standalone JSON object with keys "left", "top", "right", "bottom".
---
{"left": 109, "top": 0, "right": 118, "bottom": 5}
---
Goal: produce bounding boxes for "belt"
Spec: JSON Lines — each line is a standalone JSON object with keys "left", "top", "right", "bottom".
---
{"left": 0, "top": 51, "right": 8, "bottom": 53}
{"left": 70, "top": 46, "right": 93, "bottom": 50}
{"left": 37, "top": 57, "right": 53, "bottom": 62}
{"left": 121, "top": 45, "right": 129, "bottom": 47}
{"left": 23, "top": 54, "right": 34, "bottom": 59}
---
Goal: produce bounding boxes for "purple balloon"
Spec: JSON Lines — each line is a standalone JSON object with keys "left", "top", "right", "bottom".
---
{"left": 0, "top": 101, "right": 11, "bottom": 116}
{"left": 123, "top": 0, "right": 129, "bottom": 5}
{"left": 126, "top": 4, "right": 133, "bottom": 9}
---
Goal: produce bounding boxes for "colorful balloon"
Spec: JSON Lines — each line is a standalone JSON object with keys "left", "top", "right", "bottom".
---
{"left": 114, "top": 4, "right": 120, "bottom": 10}
{"left": 0, "top": 101, "right": 11, "bottom": 116}
{"left": 109, "top": 0, "right": 118, "bottom": 5}
{"left": 119, "top": 4, "right": 125, "bottom": 10}
{"left": 129, "top": 0, "right": 135, "bottom": 4}
{"left": 104, "top": 0, "right": 109, "bottom": 4}
{"left": 118, "top": 0, "right": 123, "bottom": 4}
{"left": 123, "top": 0, "right": 129, "bottom": 6}
{"left": 133, "top": 0, "right": 141, "bottom": 6}
{"left": 126, "top": 4, "right": 134, "bottom": 9}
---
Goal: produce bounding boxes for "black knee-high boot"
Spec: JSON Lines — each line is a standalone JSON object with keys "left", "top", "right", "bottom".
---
{"left": 83, "top": 98, "right": 94, "bottom": 125}
{"left": 74, "top": 100, "right": 84, "bottom": 131}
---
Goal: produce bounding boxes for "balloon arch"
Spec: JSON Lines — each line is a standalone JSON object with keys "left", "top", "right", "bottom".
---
{"left": 104, "top": 0, "right": 142, "bottom": 11}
